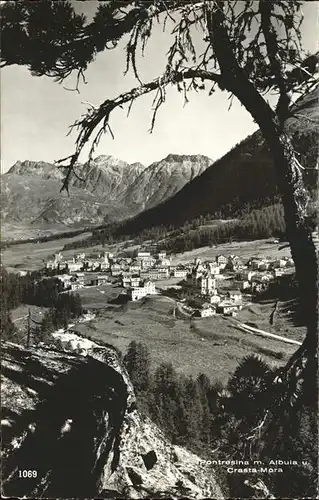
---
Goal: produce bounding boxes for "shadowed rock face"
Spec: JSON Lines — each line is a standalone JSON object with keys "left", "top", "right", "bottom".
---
{"left": 1, "top": 340, "right": 224, "bottom": 499}
{"left": 1, "top": 343, "right": 127, "bottom": 498}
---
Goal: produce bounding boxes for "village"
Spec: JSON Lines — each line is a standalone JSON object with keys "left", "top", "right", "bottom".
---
{"left": 45, "top": 245, "right": 295, "bottom": 318}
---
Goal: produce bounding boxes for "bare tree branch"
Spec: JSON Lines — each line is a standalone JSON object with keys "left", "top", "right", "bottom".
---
{"left": 56, "top": 68, "right": 222, "bottom": 192}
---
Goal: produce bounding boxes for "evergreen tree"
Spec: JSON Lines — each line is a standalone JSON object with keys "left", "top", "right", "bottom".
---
{"left": 123, "top": 341, "right": 151, "bottom": 393}
{"left": 152, "top": 362, "right": 182, "bottom": 441}
{"left": 41, "top": 310, "right": 55, "bottom": 336}
{"left": 196, "top": 373, "right": 213, "bottom": 445}
{"left": 181, "top": 376, "right": 202, "bottom": 445}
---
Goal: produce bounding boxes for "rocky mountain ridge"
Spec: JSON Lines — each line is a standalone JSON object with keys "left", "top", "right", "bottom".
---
{"left": 1, "top": 154, "right": 212, "bottom": 226}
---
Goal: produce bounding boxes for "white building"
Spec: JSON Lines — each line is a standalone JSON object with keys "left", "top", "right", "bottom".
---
{"left": 186, "top": 259, "right": 206, "bottom": 285}
{"left": 46, "top": 260, "right": 59, "bottom": 270}
{"left": 217, "top": 301, "right": 242, "bottom": 315}
{"left": 54, "top": 252, "right": 63, "bottom": 263}
{"left": 250, "top": 259, "right": 270, "bottom": 271}
{"left": 58, "top": 262, "right": 68, "bottom": 271}
{"left": 249, "top": 258, "right": 262, "bottom": 270}
{"left": 122, "top": 276, "right": 131, "bottom": 287}
{"left": 17, "top": 270, "right": 28, "bottom": 277}
{"left": 122, "top": 275, "right": 141, "bottom": 288}
{"left": 226, "top": 290, "right": 242, "bottom": 302}
{"left": 208, "top": 262, "right": 220, "bottom": 275}
{"left": 139, "top": 258, "right": 156, "bottom": 270}
{"left": 227, "top": 255, "right": 244, "bottom": 271}
{"left": 129, "top": 265, "right": 141, "bottom": 273}
{"left": 129, "top": 280, "right": 156, "bottom": 301}
{"left": 70, "top": 282, "right": 82, "bottom": 291}
{"left": 240, "top": 280, "right": 251, "bottom": 291}
{"left": 144, "top": 280, "right": 156, "bottom": 294}
{"left": 96, "top": 275, "right": 109, "bottom": 284}
{"left": 216, "top": 255, "right": 227, "bottom": 269}
{"left": 158, "top": 258, "right": 171, "bottom": 267}
{"left": 67, "top": 262, "right": 83, "bottom": 273}
{"left": 137, "top": 251, "right": 151, "bottom": 258}
{"left": 157, "top": 251, "right": 166, "bottom": 260}
{"left": 100, "top": 261, "right": 110, "bottom": 271}
{"left": 57, "top": 274, "right": 72, "bottom": 289}
{"left": 201, "top": 305, "right": 216, "bottom": 317}
{"left": 210, "top": 293, "right": 221, "bottom": 304}
{"left": 110, "top": 264, "right": 122, "bottom": 276}
{"left": 142, "top": 268, "right": 169, "bottom": 280}
{"left": 84, "top": 259, "right": 100, "bottom": 271}
{"left": 193, "top": 304, "right": 216, "bottom": 317}
{"left": 173, "top": 268, "right": 188, "bottom": 279}
{"left": 130, "top": 288, "right": 146, "bottom": 301}
{"left": 131, "top": 276, "right": 141, "bottom": 287}
{"left": 199, "top": 272, "right": 216, "bottom": 296}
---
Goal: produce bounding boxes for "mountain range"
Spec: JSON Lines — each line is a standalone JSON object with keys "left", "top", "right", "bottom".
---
{"left": 1, "top": 154, "right": 212, "bottom": 226}
{"left": 2, "top": 86, "right": 318, "bottom": 235}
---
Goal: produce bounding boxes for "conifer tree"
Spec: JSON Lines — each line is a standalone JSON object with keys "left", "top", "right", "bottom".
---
{"left": 123, "top": 341, "right": 151, "bottom": 393}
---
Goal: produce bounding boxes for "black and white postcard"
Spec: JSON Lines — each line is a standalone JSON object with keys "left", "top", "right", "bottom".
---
{"left": 1, "top": 1, "right": 318, "bottom": 498}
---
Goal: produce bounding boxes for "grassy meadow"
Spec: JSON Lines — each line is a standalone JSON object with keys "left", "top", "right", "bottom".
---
{"left": 70, "top": 294, "right": 299, "bottom": 384}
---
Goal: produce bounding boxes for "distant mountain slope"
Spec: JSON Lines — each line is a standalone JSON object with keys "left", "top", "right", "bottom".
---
{"left": 71, "top": 155, "right": 148, "bottom": 199}
{"left": 1, "top": 162, "right": 127, "bottom": 226}
{"left": 120, "top": 154, "right": 213, "bottom": 213}
{"left": 1, "top": 154, "right": 212, "bottom": 226}
{"left": 118, "top": 86, "right": 319, "bottom": 234}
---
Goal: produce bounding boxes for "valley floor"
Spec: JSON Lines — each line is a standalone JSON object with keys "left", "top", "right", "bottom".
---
{"left": 68, "top": 294, "right": 302, "bottom": 384}
{"left": 2, "top": 236, "right": 291, "bottom": 273}
{"left": 4, "top": 236, "right": 304, "bottom": 386}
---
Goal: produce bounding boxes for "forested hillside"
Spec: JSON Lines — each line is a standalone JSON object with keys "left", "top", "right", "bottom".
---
{"left": 117, "top": 86, "right": 318, "bottom": 235}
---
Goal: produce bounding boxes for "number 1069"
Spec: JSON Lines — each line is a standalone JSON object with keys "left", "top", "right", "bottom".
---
{"left": 18, "top": 470, "right": 38, "bottom": 478}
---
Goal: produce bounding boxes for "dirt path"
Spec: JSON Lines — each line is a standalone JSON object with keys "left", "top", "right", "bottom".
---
{"left": 228, "top": 318, "right": 302, "bottom": 346}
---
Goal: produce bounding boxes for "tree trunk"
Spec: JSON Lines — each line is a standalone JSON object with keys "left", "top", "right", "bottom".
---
{"left": 207, "top": 7, "right": 318, "bottom": 496}
{"left": 232, "top": 76, "right": 319, "bottom": 389}
{"left": 208, "top": 4, "right": 319, "bottom": 353}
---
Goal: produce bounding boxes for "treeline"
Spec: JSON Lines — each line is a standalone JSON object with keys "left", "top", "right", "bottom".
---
{"left": 123, "top": 341, "right": 317, "bottom": 499}
{"left": 33, "top": 292, "right": 83, "bottom": 343}
{"left": 161, "top": 204, "right": 286, "bottom": 253}
{"left": 63, "top": 201, "right": 287, "bottom": 253}
{"left": 123, "top": 341, "right": 223, "bottom": 451}
{"left": 1, "top": 267, "right": 83, "bottom": 343}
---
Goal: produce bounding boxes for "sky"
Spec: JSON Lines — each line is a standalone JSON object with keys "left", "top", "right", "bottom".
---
{"left": 1, "top": 1, "right": 318, "bottom": 173}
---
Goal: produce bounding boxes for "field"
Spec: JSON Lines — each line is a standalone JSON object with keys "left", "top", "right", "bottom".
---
{"left": 1, "top": 222, "right": 89, "bottom": 242}
{"left": 1, "top": 232, "right": 92, "bottom": 272}
{"left": 70, "top": 294, "right": 299, "bottom": 385}
{"left": 236, "top": 300, "right": 306, "bottom": 342}
{"left": 76, "top": 283, "right": 125, "bottom": 310}
{"left": 170, "top": 238, "right": 292, "bottom": 264}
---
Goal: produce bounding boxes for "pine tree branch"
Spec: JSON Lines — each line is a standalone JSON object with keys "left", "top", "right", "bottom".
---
{"left": 1, "top": 1, "right": 201, "bottom": 80}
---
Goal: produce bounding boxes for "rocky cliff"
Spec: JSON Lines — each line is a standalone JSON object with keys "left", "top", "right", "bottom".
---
{"left": 1, "top": 336, "right": 223, "bottom": 499}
